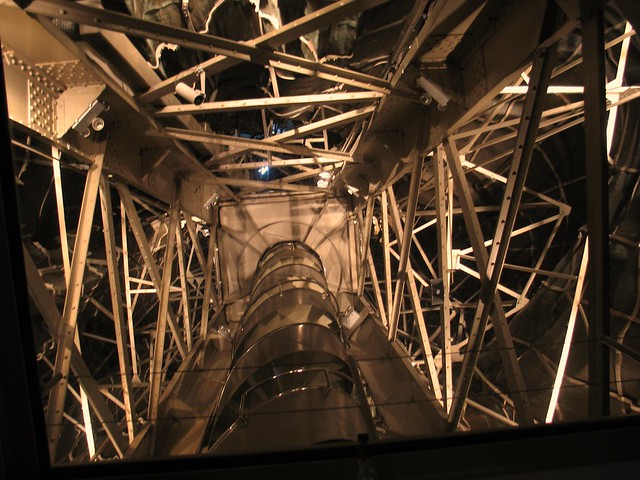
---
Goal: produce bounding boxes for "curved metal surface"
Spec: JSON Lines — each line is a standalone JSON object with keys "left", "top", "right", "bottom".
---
{"left": 211, "top": 389, "right": 366, "bottom": 455}
{"left": 202, "top": 241, "right": 367, "bottom": 453}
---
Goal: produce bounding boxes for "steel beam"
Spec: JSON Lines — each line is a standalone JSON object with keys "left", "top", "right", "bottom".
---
{"left": 117, "top": 184, "right": 188, "bottom": 359}
{"left": 468, "top": 39, "right": 558, "bottom": 393}
{"left": 199, "top": 213, "right": 217, "bottom": 340}
{"left": 148, "top": 200, "right": 180, "bottom": 426}
{"left": 445, "top": 138, "right": 533, "bottom": 429}
{"left": 546, "top": 240, "right": 589, "bottom": 422}
{"left": 278, "top": 164, "right": 342, "bottom": 184}
{"left": 51, "top": 147, "right": 96, "bottom": 456}
{"left": 366, "top": 250, "right": 388, "bottom": 328}
{"left": 388, "top": 1, "right": 447, "bottom": 87}
{"left": 205, "top": 176, "right": 327, "bottom": 194}
{"left": 580, "top": 1, "right": 610, "bottom": 417}
{"left": 184, "top": 217, "right": 207, "bottom": 275}
{"left": 156, "top": 92, "right": 383, "bottom": 117}
{"left": 24, "top": 0, "right": 391, "bottom": 95}
{"left": 213, "top": 158, "right": 343, "bottom": 171}
{"left": 45, "top": 143, "right": 104, "bottom": 460}
{"left": 358, "top": 197, "right": 375, "bottom": 296}
{"left": 120, "top": 200, "right": 140, "bottom": 378}
{"left": 152, "top": 127, "right": 352, "bottom": 163}
{"left": 51, "top": 148, "right": 70, "bottom": 288}
{"left": 134, "top": 0, "right": 392, "bottom": 103}
{"left": 387, "top": 189, "right": 442, "bottom": 402}
{"left": 175, "top": 225, "right": 193, "bottom": 351}
{"left": 388, "top": 153, "right": 425, "bottom": 342}
{"left": 434, "top": 146, "right": 454, "bottom": 413}
{"left": 99, "top": 176, "right": 137, "bottom": 442}
{"left": 381, "top": 191, "right": 393, "bottom": 324}
{"left": 605, "top": 22, "right": 633, "bottom": 156}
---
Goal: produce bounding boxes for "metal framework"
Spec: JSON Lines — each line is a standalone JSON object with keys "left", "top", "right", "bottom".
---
{"left": 1, "top": 0, "right": 638, "bottom": 466}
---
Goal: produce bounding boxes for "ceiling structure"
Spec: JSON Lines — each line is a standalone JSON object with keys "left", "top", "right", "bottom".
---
{"left": 1, "top": 0, "right": 640, "bottom": 473}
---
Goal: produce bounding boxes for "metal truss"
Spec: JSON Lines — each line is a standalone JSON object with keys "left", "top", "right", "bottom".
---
{"left": 3, "top": 0, "right": 640, "bottom": 465}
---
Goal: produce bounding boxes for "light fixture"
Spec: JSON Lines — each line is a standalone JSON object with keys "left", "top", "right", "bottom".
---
{"left": 318, "top": 171, "right": 331, "bottom": 180}
{"left": 71, "top": 99, "right": 106, "bottom": 138}
{"left": 258, "top": 165, "right": 270, "bottom": 176}
{"left": 416, "top": 75, "right": 451, "bottom": 110}
{"left": 175, "top": 82, "right": 205, "bottom": 105}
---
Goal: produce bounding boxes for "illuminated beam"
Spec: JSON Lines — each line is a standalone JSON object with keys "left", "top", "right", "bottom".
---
{"left": 151, "top": 127, "right": 352, "bottom": 163}
{"left": 546, "top": 241, "right": 589, "bottom": 422}
{"left": 358, "top": 197, "right": 375, "bottom": 296}
{"left": 45, "top": 145, "right": 103, "bottom": 460}
{"left": 51, "top": 147, "right": 96, "bottom": 456}
{"left": 434, "top": 145, "right": 453, "bottom": 413}
{"left": 120, "top": 201, "right": 141, "bottom": 379}
{"left": 213, "top": 157, "right": 341, "bottom": 171}
{"left": 175, "top": 225, "right": 193, "bottom": 351}
{"left": 381, "top": 191, "right": 393, "bottom": 323}
{"left": 98, "top": 176, "right": 137, "bottom": 442}
{"left": 367, "top": 250, "right": 388, "bottom": 328}
{"left": 156, "top": 92, "right": 383, "bottom": 117}
{"left": 501, "top": 85, "right": 584, "bottom": 94}
{"left": 206, "top": 176, "right": 326, "bottom": 194}
{"left": 199, "top": 212, "right": 217, "bottom": 339}
{"left": 387, "top": 154, "right": 424, "bottom": 342}
{"left": 149, "top": 201, "right": 180, "bottom": 425}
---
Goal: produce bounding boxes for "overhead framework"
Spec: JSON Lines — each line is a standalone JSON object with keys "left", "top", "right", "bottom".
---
{"left": 1, "top": 0, "right": 640, "bottom": 466}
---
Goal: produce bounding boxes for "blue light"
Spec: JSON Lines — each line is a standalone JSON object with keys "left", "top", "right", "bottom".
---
{"left": 258, "top": 165, "right": 270, "bottom": 176}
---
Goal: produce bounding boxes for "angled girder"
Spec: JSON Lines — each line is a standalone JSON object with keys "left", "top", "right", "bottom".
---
{"left": 213, "top": 158, "right": 341, "bottom": 172}
{"left": 23, "top": 0, "right": 391, "bottom": 96}
{"left": 156, "top": 92, "right": 384, "bottom": 117}
{"left": 148, "top": 201, "right": 180, "bottom": 427}
{"left": 44, "top": 144, "right": 104, "bottom": 459}
{"left": 152, "top": 127, "right": 352, "bottom": 163}
{"left": 207, "top": 176, "right": 326, "bottom": 194}
{"left": 386, "top": 188, "right": 443, "bottom": 403}
{"left": 434, "top": 146, "right": 454, "bottom": 413}
{"left": 445, "top": 138, "right": 533, "bottom": 430}
{"left": 98, "top": 176, "right": 137, "bottom": 443}
{"left": 387, "top": 153, "right": 425, "bottom": 341}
